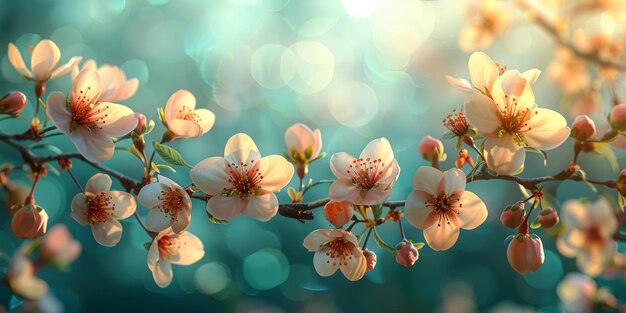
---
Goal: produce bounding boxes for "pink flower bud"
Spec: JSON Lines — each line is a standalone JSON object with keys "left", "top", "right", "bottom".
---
{"left": 363, "top": 248, "right": 377, "bottom": 272}
{"left": 570, "top": 115, "right": 596, "bottom": 141}
{"left": 609, "top": 103, "right": 626, "bottom": 132}
{"left": 41, "top": 224, "right": 82, "bottom": 267}
{"left": 418, "top": 136, "right": 446, "bottom": 163}
{"left": 133, "top": 112, "right": 147, "bottom": 135}
{"left": 323, "top": 201, "right": 354, "bottom": 228}
{"left": 0, "top": 92, "right": 27, "bottom": 115}
{"left": 538, "top": 207, "right": 559, "bottom": 228}
{"left": 395, "top": 240, "right": 419, "bottom": 267}
{"left": 507, "top": 233, "right": 544, "bottom": 274}
{"left": 500, "top": 203, "right": 525, "bottom": 228}
{"left": 11, "top": 204, "right": 48, "bottom": 239}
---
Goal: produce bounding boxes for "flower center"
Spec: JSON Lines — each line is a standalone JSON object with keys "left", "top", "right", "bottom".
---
{"left": 347, "top": 157, "right": 385, "bottom": 190}
{"left": 494, "top": 95, "right": 538, "bottom": 146}
{"left": 443, "top": 110, "right": 469, "bottom": 136}
{"left": 158, "top": 235, "right": 181, "bottom": 260}
{"left": 586, "top": 226, "right": 605, "bottom": 244}
{"left": 223, "top": 159, "right": 263, "bottom": 198}
{"left": 86, "top": 191, "right": 114, "bottom": 224}
{"left": 325, "top": 202, "right": 345, "bottom": 219}
{"left": 324, "top": 238, "right": 354, "bottom": 267}
{"left": 425, "top": 193, "right": 462, "bottom": 227}
{"left": 178, "top": 105, "right": 203, "bottom": 124}
{"left": 157, "top": 189, "right": 185, "bottom": 221}
{"left": 70, "top": 87, "right": 107, "bottom": 130}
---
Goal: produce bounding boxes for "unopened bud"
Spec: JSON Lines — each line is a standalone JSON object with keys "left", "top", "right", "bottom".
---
{"left": 609, "top": 103, "right": 626, "bottom": 132}
{"left": 538, "top": 207, "right": 559, "bottom": 228}
{"left": 11, "top": 204, "right": 48, "bottom": 239}
{"left": 507, "top": 233, "right": 544, "bottom": 274}
{"left": 570, "top": 115, "right": 596, "bottom": 141}
{"left": 363, "top": 248, "right": 377, "bottom": 272}
{"left": 500, "top": 203, "right": 525, "bottom": 228}
{"left": 0, "top": 92, "right": 27, "bottom": 115}
{"left": 418, "top": 136, "right": 446, "bottom": 163}
{"left": 455, "top": 149, "right": 474, "bottom": 168}
{"left": 133, "top": 113, "right": 147, "bottom": 135}
{"left": 395, "top": 240, "right": 419, "bottom": 267}
{"left": 323, "top": 201, "right": 354, "bottom": 228}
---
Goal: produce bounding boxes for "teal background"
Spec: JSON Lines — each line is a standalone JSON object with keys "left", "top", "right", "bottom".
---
{"left": 0, "top": 0, "right": 625, "bottom": 312}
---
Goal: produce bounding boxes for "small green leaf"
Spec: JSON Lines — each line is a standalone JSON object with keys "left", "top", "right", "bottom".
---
{"left": 152, "top": 141, "right": 191, "bottom": 167}
{"left": 155, "top": 164, "right": 176, "bottom": 173}
{"left": 130, "top": 145, "right": 145, "bottom": 162}
{"left": 618, "top": 192, "right": 625, "bottom": 213}
{"left": 412, "top": 242, "right": 425, "bottom": 250}
{"left": 373, "top": 228, "right": 394, "bottom": 253}
{"left": 207, "top": 212, "right": 229, "bottom": 224}
{"left": 150, "top": 162, "right": 160, "bottom": 173}
{"left": 530, "top": 218, "right": 541, "bottom": 229}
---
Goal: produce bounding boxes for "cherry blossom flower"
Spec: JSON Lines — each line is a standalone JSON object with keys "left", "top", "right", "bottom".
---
{"left": 463, "top": 70, "right": 570, "bottom": 175}
{"left": 71, "top": 59, "right": 139, "bottom": 103}
{"left": 284, "top": 123, "right": 322, "bottom": 178}
{"left": 458, "top": 0, "right": 511, "bottom": 52}
{"left": 162, "top": 89, "right": 215, "bottom": 140}
{"left": 0, "top": 91, "right": 27, "bottom": 115}
{"left": 329, "top": 138, "right": 400, "bottom": 205}
{"left": 7, "top": 245, "right": 48, "bottom": 300}
{"left": 404, "top": 167, "right": 487, "bottom": 251}
{"left": 41, "top": 224, "right": 82, "bottom": 267}
{"left": 147, "top": 227, "right": 204, "bottom": 288}
{"left": 507, "top": 233, "right": 544, "bottom": 274}
{"left": 303, "top": 229, "right": 367, "bottom": 281}
{"left": 11, "top": 204, "right": 48, "bottom": 239}
{"left": 445, "top": 52, "right": 541, "bottom": 97}
{"left": 557, "top": 273, "right": 617, "bottom": 313}
{"left": 70, "top": 173, "right": 136, "bottom": 247}
{"left": 190, "top": 133, "right": 294, "bottom": 221}
{"left": 557, "top": 198, "right": 618, "bottom": 276}
{"left": 46, "top": 69, "right": 138, "bottom": 163}
{"left": 138, "top": 175, "right": 192, "bottom": 234}
{"left": 7, "top": 39, "right": 81, "bottom": 83}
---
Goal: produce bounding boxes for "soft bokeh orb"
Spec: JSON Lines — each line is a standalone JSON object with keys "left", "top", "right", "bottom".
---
{"left": 280, "top": 41, "right": 335, "bottom": 95}
{"left": 194, "top": 262, "right": 232, "bottom": 295}
{"left": 243, "top": 248, "right": 290, "bottom": 290}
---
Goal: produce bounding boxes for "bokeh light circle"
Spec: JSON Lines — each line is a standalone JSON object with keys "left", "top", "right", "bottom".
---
{"left": 243, "top": 248, "right": 290, "bottom": 290}
{"left": 250, "top": 44, "right": 288, "bottom": 89}
{"left": 194, "top": 262, "right": 231, "bottom": 295}
{"left": 328, "top": 81, "right": 379, "bottom": 128}
{"left": 280, "top": 41, "right": 335, "bottom": 95}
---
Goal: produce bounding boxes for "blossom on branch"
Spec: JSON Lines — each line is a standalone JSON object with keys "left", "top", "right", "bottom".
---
{"left": 329, "top": 138, "right": 400, "bottom": 205}
{"left": 303, "top": 229, "right": 367, "bottom": 281}
{"left": 284, "top": 122, "right": 323, "bottom": 179}
{"left": 8, "top": 39, "right": 81, "bottom": 84}
{"left": 147, "top": 227, "right": 204, "bottom": 288}
{"left": 190, "top": 133, "right": 294, "bottom": 221}
{"left": 138, "top": 175, "right": 192, "bottom": 234}
{"left": 70, "top": 173, "right": 137, "bottom": 247}
{"left": 46, "top": 69, "right": 138, "bottom": 162}
{"left": 404, "top": 167, "right": 487, "bottom": 251}
{"left": 40, "top": 224, "right": 82, "bottom": 267}
{"left": 71, "top": 59, "right": 139, "bottom": 103}
{"left": 162, "top": 89, "right": 215, "bottom": 140}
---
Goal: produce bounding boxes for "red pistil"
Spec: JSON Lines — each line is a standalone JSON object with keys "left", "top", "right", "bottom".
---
{"left": 86, "top": 191, "right": 115, "bottom": 224}
{"left": 324, "top": 238, "right": 354, "bottom": 267}
{"left": 347, "top": 157, "right": 385, "bottom": 190}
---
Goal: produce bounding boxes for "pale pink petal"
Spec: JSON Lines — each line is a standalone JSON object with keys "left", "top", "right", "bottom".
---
{"left": 423, "top": 221, "right": 461, "bottom": 251}
{"left": 243, "top": 193, "right": 279, "bottom": 221}
{"left": 259, "top": 155, "right": 294, "bottom": 192}
{"left": 71, "top": 69, "right": 101, "bottom": 104}
{"left": 112, "top": 78, "right": 139, "bottom": 102}
{"left": 440, "top": 168, "right": 466, "bottom": 195}
{"left": 152, "top": 260, "right": 173, "bottom": 288}
{"left": 45, "top": 92, "right": 72, "bottom": 134}
{"left": 68, "top": 127, "right": 114, "bottom": 163}
{"left": 524, "top": 108, "right": 569, "bottom": 150}
{"left": 404, "top": 190, "right": 436, "bottom": 229}
{"left": 313, "top": 248, "right": 340, "bottom": 276}
{"left": 456, "top": 191, "right": 487, "bottom": 230}
{"left": 164, "top": 89, "right": 196, "bottom": 121}
{"left": 359, "top": 138, "right": 394, "bottom": 168}
{"left": 328, "top": 178, "right": 357, "bottom": 201}
{"left": 190, "top": 157, "right": 231, "bottom": 195}
{"left": 340, "top": 250, "right": 366, "bottom": 281}
{"left": 91, "top": 218, "right": 122, "bottom": 247}
{"left": 108, "top": 191, "right": 136, "bottom": 219}
{"left": 483, "top": 135, "right": 525, "bottom": 175}
{"left": 168, "top": 119, "right": 203, "bottom": 138}
{"left": 97, "top": 103, "right": 137, "bottom": 137}
{"left": 224, "top": 133, "right": 260, "bottom": 164}
{"left": 492, "top": 70, "right": 535, "bottom": 112}
{"left": 412, "top": 166, "right": 442, "bottom": 195}
{"left": 312, "top": 128, "right": 322, "bottom": 158}
{"left": 374, "top": 159, "right": 401, "bottom": 187}
{"left": 354, "top": 188, "right": 392, "bottom": 205}
{"left": 31, "top": 40, "right": 60, "bottom": 81}
{"left": 85, "top": 173, "right": 112, "bottom": 193}
{"left": 444, "top": 75, "right": 476, "bottom": 94}
{"left": 206, "top": 196, "right": 247, "bottom": 220}
{"left": 463, "top": 93, "right": 500, "bottom": 134}
{"left": 193, "top": 108, "right": 215, "bottom": 134}
{"left": 329, "top": 152, "right": 355, "bottom": 179}
{"left": 70, "top": 193, "right": 89, "bottom": 226}
{"left": 337, "top": 229, "right": 360, "bottom": 247}
{"left": 587, "top": 198, "right": 618, "bottom": 236}
{"left": 303, "top": 229, "right": 333, "bottom": 251}
{"left": 8, "top": 256, "right": 48, "bottom": 300}
{"left": 557, "top": 229, "right": 586, "bottom": 257}
{"left": 8, "top": 43, "right": 32, "bottom": 78}
{"left": 171, "top": 210, "right": 191, "bottom": 234}
{"left": 50, "top": 56, "right": 82, "bottom": 79}
{"left": 561, "top": 200, "right": 590, "bottom": 229}
{"left": 145, "top": 208, "right": 173, "bottom": 232}
{"left": 169, "top": 232, "right": 204, "bottom": 265}
{"left": 468, "top": 51, "right": 498, "bottom": 94}
{"left": 520, "top": 69, "right": 541, "bottom": 85}
{"left": 138, "top": 182, "right": 167, "bottom": 209}
{"left": 285, "top": 123, "right": 316, "bottom": 154}
{"left": 147, "top": 240, "right": 159, "bottom": 270}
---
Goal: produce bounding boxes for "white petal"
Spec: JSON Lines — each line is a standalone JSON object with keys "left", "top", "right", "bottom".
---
{"left": 329, "top": 152, "right": 355, "bottom": 179}
{"left": 463, "top": 93, "right": 500, "bottom": 134}
{"left": 85, "top": 173, "right": 112, "bottom": 193}
{"left": 404, "top": 190, "right": 436, "bottom": 229}
{"left": 71, "top": 69, "right": 101, "bottom": 106}
{"left": 520, "top": 69, "right": 541, "bottom": 85}
{"left": 8, "top": 43, "right": 32, "bottom": 78}
{"left": 303, "top": 229, "right": 333, "bottom": 251}
{"left": 194, "top": 108, "right": 215, "bottom": 134}
{"left": 171, "top": 210, "right": 191, "bottom": 234}
{"left": 313, "top": 248, "right": 339, "bottom": 277}
{"left": 152, "top": 260, "right": 173, "bottom": 288}
{"left": 31, "top": 40, "right": 60, "bottom": 81}
{"left": 259, "top": 155, "right": 294, "bottom": 192}
{"left": 456, "top": 191, "right": 487, "bottom": 230}
{"left": 285, "top": 123, "right": 316, "bottom": 154}
{"left": 138, "top": 182, "right": 166, "bottom": 209}
{"left": 70, "top": 193, "right": 89, "bottom": 226}
{"left": 98, "top": 103, "right": 137, "bottom": 137}
{"left": 492, "top": 70, "right": 535, "bottom": 112}
{"left": 169, "top": 232, "right": 204, "bottom": 265}
{"left": 108, "top": 191, "right": 136, "bottom": 219}
{"left": 164, "top": 89, "right": 196, "bottom": 121}
{"left": 328, "top": 178, "right": 357, "bottom": 201}
{"left": 50, "top": 56, "right": 82, "bottom": 79}
{"left": 91, "top": 218, "right": 123, "bottom": 247}
{"left": 444, "top": 75, "right": 476, "bottom": 94}
{"left": 243, "top": 193, "right": 279, "bottom": 221}
{"left": 168, "top": 119, "right": 203, "bottom": 138}
{"left": 45, "top": 92, "right": 72, "bottom": 134}
{"left": 423, "top": 221, "right": 461, "bottom": 251}
{"left": 468, "top": 52, "right": 498, "bottom": 94}
{"left": 224, "top": 133, "right": 260, "bottom": 164}
{"left": 190, "top": 157, "right": 231, "bottom": 195}
{"left": 69, "top": 127, "right": 114, "bottom": 163}
{"left": 147, "top": 240, "right": 159, "bottom": 269}
{"left": 340, "top": 250, "right": 366, "bottom": 281}
{"left": 206, "top": 196, "right": 246, "bottom": 220}
{"left": 483, "top": 136, "right": 525, "bottom": 175}
{"left": 359, "top": 138, "right": 394, "bottom": 168}
{"left": 412, "top": 166, "right": 442, "bottom": 195}
{"left": 440, "top": 168, "right": 466, "bottom": 196}
{"left": 145, "top": 208, "right": 173, "bottom": 233}
{"left": 524, "top": 108, "right": 569, "bottom": 150}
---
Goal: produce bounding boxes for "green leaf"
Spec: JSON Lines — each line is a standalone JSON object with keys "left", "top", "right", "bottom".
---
{"left": 155, "top": 164, "right": 176, "bottom": 173}
{"left": 372, "top": 204, "right": 383, "bottom": 220}
{"left": 373, "top": 228, "right": 394, "bottom": 253}
{"left": 152, "top": 141, "right": 191, "bottom": 167}
{"left": 530, "top": 218, "right": 541, "bottom": 229}
{"left": 130, "top": 145, "right": 145, "bottom": 162}
{"left": 150, "top": 162, "right": 160, "bottom": 173}
{"left": 157, "top": 107, "right": 167, "bottom": 126}
{"left": 207, "top": 211, "right": 229, "bottom": 225}
{"left": 412, "top": 242, "right": 425, "bottom": 250}
{"left": 524, "top": 147, "right": 547, "bottom": 166}
{"left": 618, "top": 192, "right": 625, "bottom": 213}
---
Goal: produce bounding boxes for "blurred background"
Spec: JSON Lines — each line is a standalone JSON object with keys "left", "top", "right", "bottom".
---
{"left": 0, "top": 0, "right": 625, "bottom": 312}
